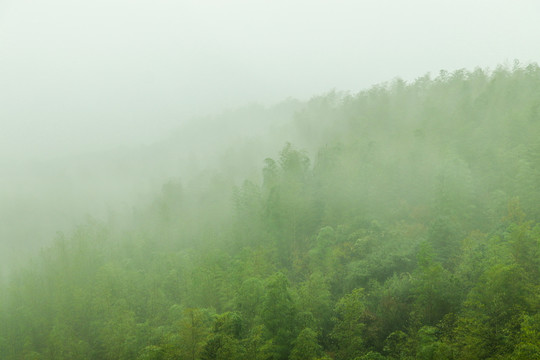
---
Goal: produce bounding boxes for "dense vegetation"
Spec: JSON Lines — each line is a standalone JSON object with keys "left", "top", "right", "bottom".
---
{"left": 1, "top": 63, "right": 540, "bottom": 359}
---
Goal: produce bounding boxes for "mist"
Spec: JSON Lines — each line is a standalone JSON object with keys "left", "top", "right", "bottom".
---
{"left": 1, "top": 1, "right": 540, "bottom": 359}
{"left": 2, "top": 0, "right": 540, "bottom": 161}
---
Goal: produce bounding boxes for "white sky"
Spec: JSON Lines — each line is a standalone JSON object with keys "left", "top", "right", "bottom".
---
{"left": 1, "top": 0, "right": 539, "bottom": 161}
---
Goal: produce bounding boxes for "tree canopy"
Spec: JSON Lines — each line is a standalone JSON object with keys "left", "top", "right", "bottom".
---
{"left": 1, "top": 64, "right": 540, "bottom": 359}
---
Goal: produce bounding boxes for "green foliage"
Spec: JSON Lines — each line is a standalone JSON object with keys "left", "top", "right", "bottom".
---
{"left": 412, "top": 244, "right": 462, "bottom": 326}
{"left": 261, "top": 272, "right": 298, "bottom": 360}
{"left": 2, "top": 64, "right": 540, "bottom": 360}
{"left": 383, "top": 330, "right": 408, "bottom": 359}
{"left": 290, "top": 328, "right": 323, "bottom": 360}
{"left": 511, "top": 313, "right": 540, "bottom": 360}
{"left": 355, "top": 351, "right": 387, "bottom": 360}
{"left": 177, "top": 308, "right": 212, "bottom": 360}
{"left": 242, "top": 325, "right": 274, "bottom": 360}
{"left": 332, "top": 288, "right": 368, "bottom": 359}
{"left": 201, "top": 312, "right": 244, "bottom": 360}
{"left": 297, "top": 272, "right": 332, "bottom": 336}
{"left": 413, "top": 326, "right": 452, "bottom": 360}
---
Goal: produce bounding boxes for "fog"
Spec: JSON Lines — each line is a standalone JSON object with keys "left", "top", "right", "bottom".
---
{"left": 2, "top": 2, "right": 540, "bottom": 357}
{"left": 2, "top": 0, "right": 540, "bottom": 160}
{"left": 1, "top": 1, "right": 540, "bottom": 271}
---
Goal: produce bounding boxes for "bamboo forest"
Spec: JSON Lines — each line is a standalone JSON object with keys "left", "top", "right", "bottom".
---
{"left": 1, "top": 64, "right": 540, "bottom": 360}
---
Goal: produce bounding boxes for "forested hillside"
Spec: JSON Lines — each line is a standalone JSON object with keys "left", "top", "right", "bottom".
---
{"left": 1, "top": 64, "right": 540, "bottom": 360}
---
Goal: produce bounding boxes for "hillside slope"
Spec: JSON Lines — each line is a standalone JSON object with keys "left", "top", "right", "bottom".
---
{"left": 1, "top": 64, "right": 540, "bottom": 360}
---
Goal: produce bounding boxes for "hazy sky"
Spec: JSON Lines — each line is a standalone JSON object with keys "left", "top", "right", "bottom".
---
{"left": 1, "top": 0, "right": 539, "bottom": 161}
